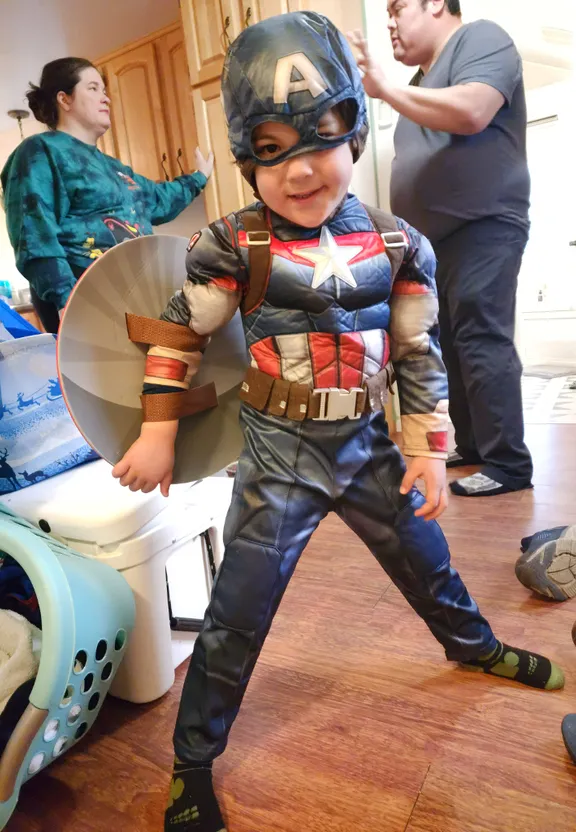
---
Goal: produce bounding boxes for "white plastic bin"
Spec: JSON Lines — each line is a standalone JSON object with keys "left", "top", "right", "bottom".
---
{"left": 1, "top": 461, "right": 233, "bottom": 704}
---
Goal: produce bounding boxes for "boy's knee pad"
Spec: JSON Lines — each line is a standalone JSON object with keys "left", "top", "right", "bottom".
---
{"left": 211, "top": 538, "right": 282, "bottom": 632}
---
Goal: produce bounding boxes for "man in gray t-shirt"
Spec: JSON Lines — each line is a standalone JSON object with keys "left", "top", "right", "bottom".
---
{"left": 351, "top": 0, "right": 533, "bottom": 497}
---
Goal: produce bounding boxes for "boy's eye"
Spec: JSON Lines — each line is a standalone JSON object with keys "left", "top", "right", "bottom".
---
{"left": 254, "top": 142, "right": 282, "bottom": 160}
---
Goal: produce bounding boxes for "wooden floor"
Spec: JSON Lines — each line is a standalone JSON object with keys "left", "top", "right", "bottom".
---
{"left": 9, "top": 423, "right": 576, "bottom": 832}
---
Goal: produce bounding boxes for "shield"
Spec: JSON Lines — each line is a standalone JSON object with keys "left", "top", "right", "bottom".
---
{"left": 57, "top": 235, "right": 248, "bottom": 483}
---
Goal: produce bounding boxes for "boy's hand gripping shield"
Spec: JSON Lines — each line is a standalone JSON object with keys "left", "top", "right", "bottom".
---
{"left": 57, "top": 235, "right": 248, "bottom": 483}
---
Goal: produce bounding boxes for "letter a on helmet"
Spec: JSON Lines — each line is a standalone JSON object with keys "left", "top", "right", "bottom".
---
{"left": 273, "top": 53, "right": 328, "bottom": 103}
{"left": 222, "top": 10, "right": 369, "bottom": 167}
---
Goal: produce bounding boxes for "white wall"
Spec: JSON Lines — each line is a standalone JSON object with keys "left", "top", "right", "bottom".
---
{"left": 520, "top": 79, "right": 576, "bottom": 314}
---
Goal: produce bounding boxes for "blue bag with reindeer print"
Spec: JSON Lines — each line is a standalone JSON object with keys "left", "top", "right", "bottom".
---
{"left": 0, "top": 333, "right": 97, "bottom": 495}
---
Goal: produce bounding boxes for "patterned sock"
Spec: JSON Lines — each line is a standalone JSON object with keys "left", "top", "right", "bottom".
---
{"left": 449, "top": 472, "right": 522, "bottom": 497}
{"left": 461, "top": 641, "right": 564, "bottom": 690}
{"left": 164, "top": 761, "right": 226, "bottom": 832}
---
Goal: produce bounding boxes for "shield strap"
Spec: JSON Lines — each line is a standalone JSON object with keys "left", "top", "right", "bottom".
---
{"left": 125, "top": 313, "right": 216, "bottom": 421}
{"left": 126, "top": 313, "right": 208, "bottom": 351}
{"left": 141, "top": 384, "right": 218, "bottom": 421}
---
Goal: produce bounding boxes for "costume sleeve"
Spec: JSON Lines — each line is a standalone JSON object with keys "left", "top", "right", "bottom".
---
{"left": 130, "top": 168, "right": 208, "bottom": 225}
{"left": 140, "top": 216, "right": 246, "bottom": 404}
{"left": 1, "top": 138, "right": 75, "bottom": 308}
{"left": 389, "top": 218, "right": 448, "bottom": 459}
{"left": 450, "top": 21, "right": 522, "bottom": 106}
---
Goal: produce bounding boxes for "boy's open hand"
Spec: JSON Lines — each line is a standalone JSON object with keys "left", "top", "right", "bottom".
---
{"left": 112, "top": 421, "right": 178, "bottom": 497}
{"left": 399, "top": 457, "right": 449, "bottom": 522}
{"left": 348, "top": 29, "right": 389, "bottom": 100}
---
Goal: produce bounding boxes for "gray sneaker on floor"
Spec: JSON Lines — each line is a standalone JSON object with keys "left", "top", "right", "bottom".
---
{"left": 515, "top": 526, "right": 576, "bottom": 601}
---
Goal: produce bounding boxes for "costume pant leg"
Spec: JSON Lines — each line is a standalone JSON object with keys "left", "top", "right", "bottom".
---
{"left": 334, "top": 412, "right": 497, "bottom": 661}
{"left": 437, "top": 269, "right": 478, "bottom": 460}
{"left": 173, "top": 406, "right": 332, "bottom": 763}
{"left": 434, "top": 219, "right": 533, "bottom": 488}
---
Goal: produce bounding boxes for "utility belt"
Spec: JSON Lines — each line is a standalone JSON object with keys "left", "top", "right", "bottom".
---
{"left": 239, "top": 366, "right": 393, "bottom": 422}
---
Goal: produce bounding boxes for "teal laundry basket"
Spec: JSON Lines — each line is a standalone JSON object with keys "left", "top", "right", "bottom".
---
{"left": 0, "top": 505, "right": 136, "bottom": 829}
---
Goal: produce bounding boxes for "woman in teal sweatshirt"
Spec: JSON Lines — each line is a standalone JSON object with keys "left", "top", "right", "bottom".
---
{"left": 1, "top": 57, "right": 213, "bottom": 332}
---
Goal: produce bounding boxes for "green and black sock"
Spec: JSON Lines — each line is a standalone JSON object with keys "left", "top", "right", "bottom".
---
{"left": 461, "top": 641, "right": 564, "bottom": 690}
{"left": 165, "top": 760, "right": 226, "bottom": 832}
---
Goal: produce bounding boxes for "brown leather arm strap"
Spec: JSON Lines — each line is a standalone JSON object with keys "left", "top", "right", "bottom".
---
{"left": 126, "top": 313, "right": 208, "bottom": 351}
{"left": 141, "top": 383, "right": 218, "bottom": 421}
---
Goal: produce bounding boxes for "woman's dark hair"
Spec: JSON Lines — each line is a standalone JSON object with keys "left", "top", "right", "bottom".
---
{"left": 26, "top": 57, "right": 96, "bottom": 130}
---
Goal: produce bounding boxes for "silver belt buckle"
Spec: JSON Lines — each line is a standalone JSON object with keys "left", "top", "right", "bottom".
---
{"left": 312, "top": 387, "right": 364, "bottom": 421}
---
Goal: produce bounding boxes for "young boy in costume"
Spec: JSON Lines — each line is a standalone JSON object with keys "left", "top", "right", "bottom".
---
{"left": 111, "top": 13, "right": 564, "bottom": 831}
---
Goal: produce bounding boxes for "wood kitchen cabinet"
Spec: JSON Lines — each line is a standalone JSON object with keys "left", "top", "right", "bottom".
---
{"left": 180, "top": 0, "right": 236, "bottom": 86}
{"left": 192, "top": 78, "right": 254, "bottom": 221}
{"left": 241, "top": 0, "right": 292, "bottom": 26}
{"left": 96, "top": 23, "right": 200, "bottom": 183}
{"left": 156, "top": 27, "right": 199, "bottom": 179}
{"left": 101, "top": 42, "right": 171, "bottom": 183}
{"left": 180, "top": 0, "right": 293, "bottom": 88}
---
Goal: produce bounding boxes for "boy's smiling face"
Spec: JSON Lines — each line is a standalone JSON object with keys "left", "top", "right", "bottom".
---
{"left": 253, "top": 107, "right": 354, "bottom": 228}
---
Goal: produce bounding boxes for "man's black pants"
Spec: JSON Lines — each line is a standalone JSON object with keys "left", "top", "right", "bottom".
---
{"left": 434, "top": 218, "right": 533, "bottom": 489}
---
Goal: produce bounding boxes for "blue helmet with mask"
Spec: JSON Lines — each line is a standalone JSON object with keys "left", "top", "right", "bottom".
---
{"left": 221, "top": 11, "right": 369, "bottom": 174}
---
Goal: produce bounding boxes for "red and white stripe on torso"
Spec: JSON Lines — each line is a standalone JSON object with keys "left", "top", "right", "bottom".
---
{"left": 249, "top": 329, "right": 390, "bottom": 387}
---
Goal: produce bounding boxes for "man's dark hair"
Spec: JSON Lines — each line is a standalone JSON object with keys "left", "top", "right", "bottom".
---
{"left": 421, "top": 0, "right": 461, "bottom": 15}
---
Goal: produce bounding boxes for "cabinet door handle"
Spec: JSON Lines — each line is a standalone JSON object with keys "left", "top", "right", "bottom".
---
{"left": 161, "top": 153, "right": 170, "bottom": 182}
{"left": 244, "top": 6, "right": 252, "bottom": 27}
{"left": 221, "top": 16, "right": 231, "bottom": 49}
{"left": 176, "top": 148, "right": 184, "bottom": 175}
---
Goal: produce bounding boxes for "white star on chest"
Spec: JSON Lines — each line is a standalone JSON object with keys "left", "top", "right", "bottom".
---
{"left": 297, "top": 227, "right": 363, "bottom": 293}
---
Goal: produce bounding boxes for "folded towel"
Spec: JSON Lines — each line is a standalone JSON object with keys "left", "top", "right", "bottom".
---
{"left": 0, "top": 609, "right": 41, "bottom": 714}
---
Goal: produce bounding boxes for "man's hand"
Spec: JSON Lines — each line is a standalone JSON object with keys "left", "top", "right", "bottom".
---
{"left": 348, "top": 29, "right": 389, "bottom": 100}
{"left": 194, "top": 147, "right": 215, "bottom": 180}
{"left": 112, "top": 420, "right": 178, "bottom": 497}
{"left": 400, "top": 457, "right": 448, "bottom": 521}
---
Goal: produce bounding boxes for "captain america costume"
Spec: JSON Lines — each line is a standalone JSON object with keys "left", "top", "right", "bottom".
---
{"left": 140, "top": 193, "right": 499, "bottom": 763}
